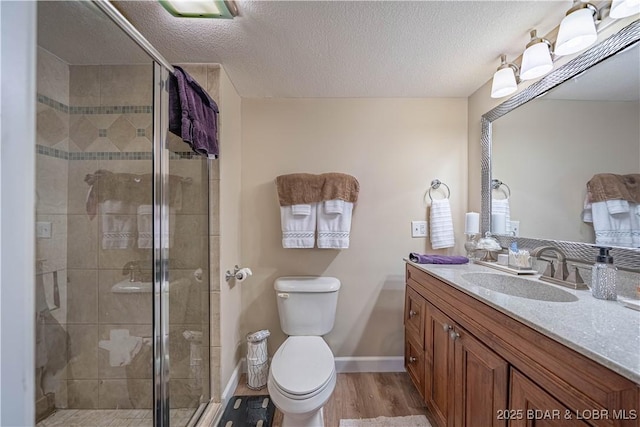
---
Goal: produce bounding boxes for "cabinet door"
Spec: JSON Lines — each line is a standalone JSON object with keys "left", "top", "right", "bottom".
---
{"left": 452, "top": 326, "right": 508, "bottom": 427}
{"left": 510, "top": 369, "right": 590, "bottom": 427}
{"left": 425, "top": 304, "right": 455, "bottom": 427}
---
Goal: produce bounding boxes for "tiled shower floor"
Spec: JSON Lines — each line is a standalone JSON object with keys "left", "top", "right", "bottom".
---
{"left": 36, "top": 408, "right": 196, "bottom": 427}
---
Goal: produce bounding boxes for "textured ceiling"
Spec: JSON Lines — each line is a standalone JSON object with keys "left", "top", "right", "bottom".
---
{"left": 42, "top": 1, "right": 574, "bottom": 98}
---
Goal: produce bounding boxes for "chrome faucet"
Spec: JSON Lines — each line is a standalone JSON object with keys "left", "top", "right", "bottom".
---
{"left": 531, "top": 246, "right": 586, "bottom": 289}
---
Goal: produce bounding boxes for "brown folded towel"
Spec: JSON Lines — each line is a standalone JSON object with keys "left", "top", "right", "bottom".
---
{"left": 320, "top": 172, "right": 359, "bottom": 204}
{"left": 587, "top": 173, "right": 640, "bottom": 204}
{"left": 276, "top": 173, "right": 359, "bottom": 206}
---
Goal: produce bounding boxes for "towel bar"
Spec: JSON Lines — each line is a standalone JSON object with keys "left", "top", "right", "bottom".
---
{"left": 428, "top": 179, "right": 450, "bottom": 200}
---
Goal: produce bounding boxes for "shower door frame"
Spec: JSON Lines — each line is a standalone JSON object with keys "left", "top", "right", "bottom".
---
{"left": 92, "top": 1, "right": 210, "bottom": 426}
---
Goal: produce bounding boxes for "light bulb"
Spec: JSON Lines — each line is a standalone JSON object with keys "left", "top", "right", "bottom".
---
{"left": 520, "top": 41, "right": 553, "bottom": 80}
{"left": 610, "top": 0, "right": 640, "bottom": 18}
{"left": 491, "top": 67, "right": 518, "bottom": 98}
{"left": 555, "top": 7, "right": 598, "bottom": 56}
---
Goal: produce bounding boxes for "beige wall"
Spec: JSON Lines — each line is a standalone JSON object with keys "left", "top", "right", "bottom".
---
{"left": 217, "top": 68, "right": 243, "bottom": 395}
{"left": 240, "top": 98, "right": 467, "bottom": 358}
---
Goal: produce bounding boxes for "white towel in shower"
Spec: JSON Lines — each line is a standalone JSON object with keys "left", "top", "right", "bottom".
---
{"left": 491, "top": 198, "right": 511, "bottom": 234}
{"left": 317, "top": 199, "right": 353, "bottom": 249}
{"left": 100, "top": 200, "right": 137, "bottom": 249}
{"left": 137, "top": 205, "right": 176, "bottom": 249}
{"left": 281, "top": 203, "right": 317, "bottom": 248}
{"left": 429, "top": 199, "right": 455, "bottom": 249}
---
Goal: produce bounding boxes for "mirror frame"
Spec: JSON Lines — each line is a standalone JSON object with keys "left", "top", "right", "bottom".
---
{"left": 481, "top": 20, "right": 640, "bottom": 271}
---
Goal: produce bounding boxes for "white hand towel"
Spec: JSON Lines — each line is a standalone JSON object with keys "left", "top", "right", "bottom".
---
{"left": 429, "top": 199, "right": 455, "bottom": 249}
{"left": 101, "top": 200, "right": 137, "bottom": 250}
{"left": 606, "top": 199, "right": 629, "bottom": 215}
{"left": 317, "top": 199, "right": 353, "bottom": 249}
{"left": 491, "top": 198, "right": 511, "bottom": 234}
{"left": 281, "top": 203, "right": 316, "bottom": 248}
{"left": 591, "top": 201, "right": 635, "bottom": 247}
{"left": 137, "top": 205, "right": 175, "bottom": 249}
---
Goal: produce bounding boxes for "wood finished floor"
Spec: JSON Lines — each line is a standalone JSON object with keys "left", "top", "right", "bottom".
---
{"left": 233, "top": 372, "right": 431, "bottom": 427}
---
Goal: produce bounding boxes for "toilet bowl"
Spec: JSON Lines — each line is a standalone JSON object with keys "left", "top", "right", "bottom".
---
{"left": 268, "top": 276, "right": 341, "bottom": 427}
{"left": 267, "top": 336, "right": 336, "bottom": 427}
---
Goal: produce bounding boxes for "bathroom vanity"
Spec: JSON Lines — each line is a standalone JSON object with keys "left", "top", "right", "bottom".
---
{"left": 404, "top": 262, "right": 640, "bottom": 427}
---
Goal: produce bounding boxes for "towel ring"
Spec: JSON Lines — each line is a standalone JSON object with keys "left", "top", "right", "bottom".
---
{"left": 428, "top": 179, "right": 450, "bottom": 201}
{"left": 491, "top": 179, "right": 511, "bottom": 198}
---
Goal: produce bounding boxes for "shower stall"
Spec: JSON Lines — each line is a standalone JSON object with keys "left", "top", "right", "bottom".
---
{"left": 33, "top": 1, "right": 218, "bottom": 425}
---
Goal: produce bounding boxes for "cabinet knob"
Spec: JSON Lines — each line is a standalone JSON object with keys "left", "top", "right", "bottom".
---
{"left": 443, "top": 323, "right": 452, "bottom": 332}
{"left": 408, "top": 356, "right": 417, "bottom": 363}
{"left": 449, "top": 330, "right": 460, "bottom": 340}
{"left": 409, "top": 310, "right": 418, "bottom": 318}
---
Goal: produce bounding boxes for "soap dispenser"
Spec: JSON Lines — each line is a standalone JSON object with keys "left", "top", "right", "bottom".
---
{"left": 590, "top": 247, "right": 617, "bottom": 300}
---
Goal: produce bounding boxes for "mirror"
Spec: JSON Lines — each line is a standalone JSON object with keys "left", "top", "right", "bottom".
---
{"left": 481, "top": 20, "right": 640, "bottom": 269}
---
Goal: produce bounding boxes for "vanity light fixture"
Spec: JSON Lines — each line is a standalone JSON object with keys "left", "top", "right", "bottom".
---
{"left": 159, "top": 0, "right": 238, "bottom": 19}
{"left": 610, "top": 0, "right": 640, "bottom": 18}
{"left": 555, "top": 1, "right": 599, "bottom": 56}
{"left": 491, "top": 55, "right": 520, "bottom": 98}
{"left": 520, "top": 30, "right": 554, "bottom": 80}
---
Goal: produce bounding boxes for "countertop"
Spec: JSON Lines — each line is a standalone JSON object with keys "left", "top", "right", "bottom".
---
{"left": 405, "top": 260, "right": 640, "bottom": 384}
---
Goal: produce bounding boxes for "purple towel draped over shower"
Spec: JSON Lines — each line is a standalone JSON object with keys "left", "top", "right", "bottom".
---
{"left": 169, "top": 66, "right": 219, "bottom": 158}
{"left": 409, "top": 253, "right": 469, "bottom": 264}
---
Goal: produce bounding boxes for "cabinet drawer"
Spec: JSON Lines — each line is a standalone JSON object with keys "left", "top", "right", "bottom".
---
{"left": 405, "top": 336, "right": 425, "bottom": 400}
{"left": 405, "top": 286, "right": 426, "bottom": 349}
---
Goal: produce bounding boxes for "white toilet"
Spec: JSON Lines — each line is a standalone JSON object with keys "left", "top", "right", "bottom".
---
{"left": 267, "top": 276, "right": 341, "bottom": 427}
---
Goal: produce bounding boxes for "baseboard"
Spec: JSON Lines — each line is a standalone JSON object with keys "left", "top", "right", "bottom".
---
{"left": 220, "top": 359, "right": 243, "bottom": 407}
{"left": 334, "top": 356, "right": 405, "bottom": 373}
{"left": 233, "top": 356, "right": 405, "bottom": 378}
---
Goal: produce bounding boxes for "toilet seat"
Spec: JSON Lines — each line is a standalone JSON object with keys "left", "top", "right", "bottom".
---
{"left": 270, "top": 336, "right": 335, "bottom": 399}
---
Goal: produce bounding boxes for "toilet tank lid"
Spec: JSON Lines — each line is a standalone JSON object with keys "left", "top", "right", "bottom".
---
{"left": 274, "top": 276, "right": 341, "bottom": 292}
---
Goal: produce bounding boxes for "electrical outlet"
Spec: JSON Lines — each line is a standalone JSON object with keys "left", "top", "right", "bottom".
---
{"left": 411, "top": 220, "right": 428, "bottom": 238}
{"left": 36, "top": 221, "right": 52, "bottom": 239}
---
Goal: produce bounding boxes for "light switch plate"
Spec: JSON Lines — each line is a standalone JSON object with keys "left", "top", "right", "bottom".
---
{"left": 510, "top": 220, "right": 520, "bottom": 237}
{"left": 411, "top": 220, "right": 428, "bottom": 238}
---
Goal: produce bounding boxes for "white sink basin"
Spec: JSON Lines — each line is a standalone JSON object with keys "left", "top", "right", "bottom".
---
{"left": 461, "top": 272, "right": 579, "bottom": 302}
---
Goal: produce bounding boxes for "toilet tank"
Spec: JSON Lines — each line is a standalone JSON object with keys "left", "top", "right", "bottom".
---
{"left": 274, "top": 276, "right": 341, "bottom": 336}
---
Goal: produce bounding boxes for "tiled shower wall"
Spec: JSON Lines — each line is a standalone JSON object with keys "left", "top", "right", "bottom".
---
{"left": 35, "top": 48, "right": 220, "bottom": 412}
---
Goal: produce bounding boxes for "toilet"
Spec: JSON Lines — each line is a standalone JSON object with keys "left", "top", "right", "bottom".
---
{"left": 267, "top": 276, "right": 341, "bottom": 427}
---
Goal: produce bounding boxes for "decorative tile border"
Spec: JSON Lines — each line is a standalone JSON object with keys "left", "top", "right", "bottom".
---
{"left": 37, "top": 94, "right": 69, "bottom": 113}
{"left": 36, "top": 145, "right": 199, "bottom": 160}
{"left": 37, "top": 94, "right": 151, "bottom": 115}
{"left": 36, "top": 93, "right": 201, "bottom": 161}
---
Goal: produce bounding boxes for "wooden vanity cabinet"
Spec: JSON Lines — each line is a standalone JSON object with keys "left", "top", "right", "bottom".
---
{"left": 421, "top": 299, "right": 508, "bottom": 427}
{"left": 405, "top": 264, "right": 640, "bottom": 427}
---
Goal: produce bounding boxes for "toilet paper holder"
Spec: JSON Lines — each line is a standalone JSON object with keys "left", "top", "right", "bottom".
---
{"left": 225, "top": 265, "right": 253, "bottom": 282}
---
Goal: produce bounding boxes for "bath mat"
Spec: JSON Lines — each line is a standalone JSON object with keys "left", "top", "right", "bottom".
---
{"left": 220, "top": 395, "right": 276, "bottom": 427}
{"left": 339, "top": 414, "right": 432, "bottom": 427}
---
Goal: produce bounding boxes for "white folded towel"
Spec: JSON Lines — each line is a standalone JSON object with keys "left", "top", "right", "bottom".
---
{"left": 324, "top": 199, "right": 345, "bottom": 214}
{"left": 429, "top": 198, "right": 455, "bottom": 249}
{"left": 491, "top": 198, "right": 511, "bottom": 234}
{"left": 606, "top": 199, "right": 629, "bottom": 215}
{"left": 100, "top": 200, "right": 137, "bottom": 250}
{"left": 590, "top": 200, "right": 637, "bottom": 247}
{"left": 281, "top": 203, "right": 316, "bottom": 248}
{"left": 137, "top": 204, "right": 175, "bottom": 249}
{"left": 317, "top": 199, "right": 353, "bottom": 249}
